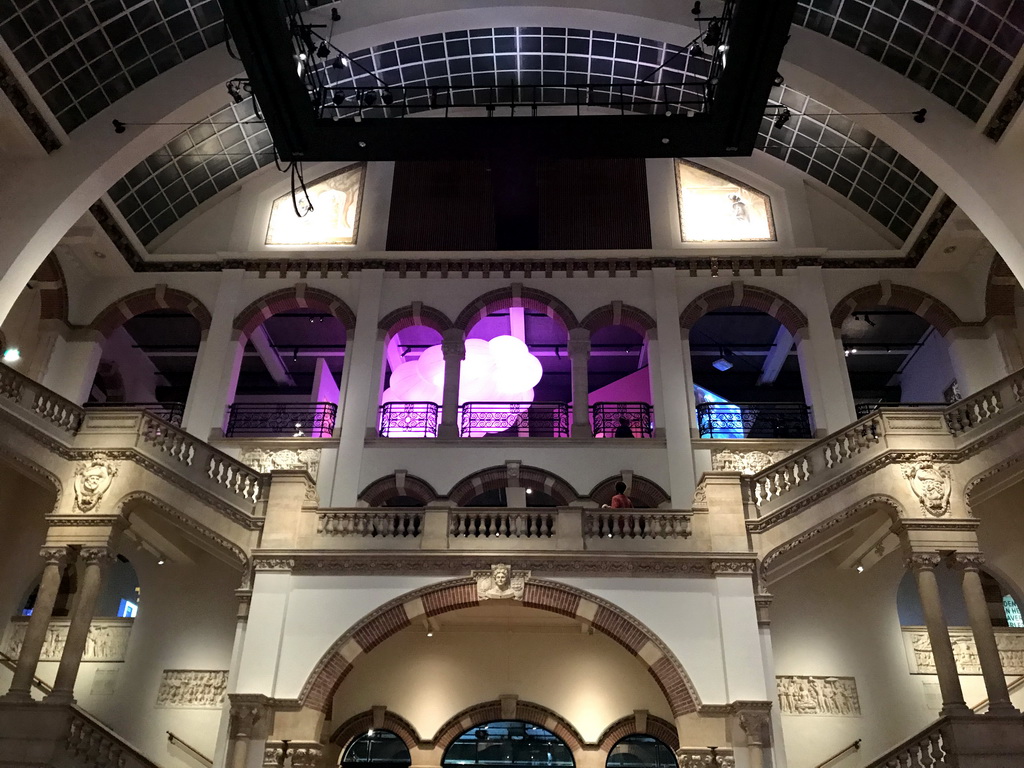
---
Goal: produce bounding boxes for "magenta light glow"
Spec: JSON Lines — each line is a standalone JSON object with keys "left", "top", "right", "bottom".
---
{"left": 381, "top": 335, "right": 543, "bottom": 436}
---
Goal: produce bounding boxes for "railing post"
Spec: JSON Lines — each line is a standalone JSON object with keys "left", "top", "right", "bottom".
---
{"left": 421, "top": 507, "right": 451, "bottom": 549}
{"left": 568, "top": 328, "right": 591, "bottom": 438}
{"left": 439, "top": 328, "right": 465, "bottom": 439}
{"left": 556, "top": 508, "right": 583, "bottom": 550}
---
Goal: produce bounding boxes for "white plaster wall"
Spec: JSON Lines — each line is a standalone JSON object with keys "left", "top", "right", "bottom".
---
{"left": 803, "top": 184, "right": 897, "bottom": 251}
{"left": 897, "top": 329, "right": 956, "bottom": 403}
{"left": 330, "top": 615, "right": 674, "bottom": 743}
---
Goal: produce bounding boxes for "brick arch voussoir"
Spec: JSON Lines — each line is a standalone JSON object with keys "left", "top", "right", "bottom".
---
{"left": 595, "top": 714, "right": 679, "bottom": 753}
{"left": 447, "top": 466, "right": 579, "bottom": 506}
{"left": 589, "top": 475, "right": 670, "bottom": 509}
{"left": 986, "top": 255, "right": 1018, "bottom": 320}
{"left": 358, "top": 474, "right": 439, "bottom": 507}
{"left": 679, "top": 286, "right": 808, "bottom": 335}
{"left": 432, "top": 700, "right": 586, "bottom": 753}
{"left": 454, "top": 288, "right": 578, "bottom": 332}
{"left": 331, "top": 709, "right": 422, "bottom": 752}
{"left": 233, "top": 286, "right": 356, "bottom": 338}
{"left": 378, "top": 304, "right": 453, "bottom": 339}
{"left": 300, "top": 578, "right": 699, "bottom": 718}
{"left": 580, "top": 303, "right": 656, "bottom": 338}
{"left": 90, "top": 287, "right": 213, "bottom": 338}
{"left": 34, "top": 253, "right": 68, "bottom": 324}
{"left": 830, "top": 283, "right": 964, "bottom": 336}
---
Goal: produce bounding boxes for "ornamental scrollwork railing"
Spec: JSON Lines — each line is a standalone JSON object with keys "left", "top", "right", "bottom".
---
{"left": 696, "top": 402, "right": 813, "bottom": 439}
{"left": 592, "top": 401, "right": 654, "bottom": 438}
{"left": 459, "top": 402, "right": 570, "bottom": 438}
{"left": 378, "top": 402, "right": 439, "bottom": 438}
{"left": 224, "top": 402, "right": 337, "bottom": 438}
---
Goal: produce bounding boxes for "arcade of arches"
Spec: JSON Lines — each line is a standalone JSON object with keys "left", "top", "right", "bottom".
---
{"left": 6, "top": 3, "right": 1024, "bottom": 768}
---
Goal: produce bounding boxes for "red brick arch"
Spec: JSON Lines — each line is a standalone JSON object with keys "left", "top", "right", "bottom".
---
{"left": 679, "top": 285, "right": 808, "bottom": 335}
{"left": 358, "top": 473, "right": 438, "bottom": 506}
{"left": 589, "top": 475, "right": 670, "bottom": 509}
{"left": 89, "top": 286, "right": 212, "bottom": 338}
{"left": 299, "top": 578, "right": 700, "bottom": 718}
{"left": 233, "top": 285, "right": 356, "bottom": 338}
{"left": 33, "top": 253, "right": 68, "bottom": 324}
{"left": 830, "top": 282, "right": 963, "bottom": 336}
{"left": 580, "top": 302, "right": 656, "bottom": 337}
{"left": 447, "top": 465, "right": 578, "bottom": 506}
{"left": 378, "top": 303, "right": 453, "bottom": 339}
{"left": 986, "top": 255, "right": 1018, "bottom": 321}
{"left": 432, "top": 700, "right": 586, "bottom": 753}
{"left": 455, "top": 287, "right": 578, "bottom": 332}
{"left": 331, "top": 709, "right": 422, "bottom": 752}
{"left": 595, "top": 714, "right": 680, "bottom": 752}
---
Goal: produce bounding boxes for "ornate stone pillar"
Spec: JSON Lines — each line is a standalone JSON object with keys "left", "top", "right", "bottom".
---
{"left": 953, "top": 553, "right": 1017, "bottom": 713}
{"left": 735, "top": 702, "right": 772, "bottom": 768}
{"left": 46, "top": 547, "right": 111, "bottom": 704}
{"left": 439, "top": 328, "right": 465, "bottom": 439}
{"left": 908, "top": 552, "right": 970, "bottom": 715}
{"left": 2, "top": 546, "right": 67, "bottom": 701}
{"left": 568, "top": 328, "right": 591, "bottom": 438}
{"left": 229, "top": 694, "right": 269, "bottom": 768}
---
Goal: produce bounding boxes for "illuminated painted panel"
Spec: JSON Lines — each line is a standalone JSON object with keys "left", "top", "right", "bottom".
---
{"left": 675, "top": 160, "right": 775, "bottom": 243}
{"left": 265, "top": 163, "right": 364, "bottom": 246}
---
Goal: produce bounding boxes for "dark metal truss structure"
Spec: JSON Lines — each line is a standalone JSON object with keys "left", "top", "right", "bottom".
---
{"left": 218, "top": 0, "right": 798, "bottom": 160}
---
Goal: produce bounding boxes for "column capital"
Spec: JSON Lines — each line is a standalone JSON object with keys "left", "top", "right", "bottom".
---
{"left": 78, "top": 546, "right": 115, "bottom": 567}
{"left": 441, "top": 340, "right": 465, "bottom": 360}
{"left": 567, "top": 338, "right": 591, "bottom": 358}
{"left": 39, "top": 546, "right": 67, "bottom": 567}
{"left": 229, "top": 693, "right": 271, "bottom": 738}
{"left": 905, "top": 551, "right": 942, "bottom": 571}
{"left": 950, "top": 552, "right": 986, "bottom": 572}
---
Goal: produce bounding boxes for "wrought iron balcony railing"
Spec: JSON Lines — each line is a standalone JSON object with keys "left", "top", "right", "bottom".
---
{"left": 696, "top": 402, "right": 813, "bottom": 439}
{"left": 459, "top": 402, "right": 570, "bottom": 438}
{"left": 378, "top": 402, "right": 439, "bottom": 438}
{"left": 592, "top": 402, "right": 654, "bottom": 438}
{"left": 854, "top": 401, "right": 945, "bottom": 418}
{"left": 85, "top": 401, "right": 185, "bottom": 426}
{"left": 224, "top": 402, "right": 337, "bottom": 438}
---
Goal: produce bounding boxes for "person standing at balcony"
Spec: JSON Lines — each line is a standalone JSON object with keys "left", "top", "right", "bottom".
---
{"left": 614, "top": 417, "right": 635, "bottom": 438}
{"left": 602, "top": 482, "right": 633, "bottom": 509}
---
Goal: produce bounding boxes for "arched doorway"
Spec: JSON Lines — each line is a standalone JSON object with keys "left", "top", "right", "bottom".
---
{"left": 442, "top": 722, "right": 574, "bottom": 768}
{"left": 341, "top": 730, "right": 412, "bottom": 768}
{"left": 606, "top": 735, "right": 677, "bottom": 768}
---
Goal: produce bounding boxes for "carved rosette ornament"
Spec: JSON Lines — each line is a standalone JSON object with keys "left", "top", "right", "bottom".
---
{"left": 73, "top": 455, "right": 118, "bottom": 512}
{"left": 474, "top": 564, "right": 530, "bottom": 600}
{"left": 901, "top": 461, "right": 952, "bottom": 517}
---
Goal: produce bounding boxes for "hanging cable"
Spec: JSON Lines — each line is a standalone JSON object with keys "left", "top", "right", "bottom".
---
{"left": 291, "top": 161, "right": 314, "bottom": 217}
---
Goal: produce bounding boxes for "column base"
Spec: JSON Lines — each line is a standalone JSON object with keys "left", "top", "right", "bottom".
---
{"left": 985, "top": 702, "right": 1020, "bottom": 715}
{"left": 437, "top": 424, "right": 460, "bottom": 439}
{"left": 42, "top": 691, "right": 75, "bottom": 706}
{"left": 570, "top": 423, "right": 593, "bottom": 439}
{"left": 0, "top": 690, "right": 34, "bottom": 704}
{"left": 940, "top": 702, "right": 972, "bottom": 717}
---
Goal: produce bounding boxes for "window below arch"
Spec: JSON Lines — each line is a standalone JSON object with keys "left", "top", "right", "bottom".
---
{"left": 443, "top": 721, "right": 574, "bottom": 768}
{"left": 675, "top": 161, "right": 774, "bottom": 243}
{"left": 341, "top": 730, "right": 411, "bottom": 768}
{"left": 606, "top": 735, "right": 677, "bottom": 768}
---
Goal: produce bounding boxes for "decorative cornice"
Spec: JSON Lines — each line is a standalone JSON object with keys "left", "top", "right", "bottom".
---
{"left": 251, "top": 551, "right": 758, "bottom": 576}
{"left": 0, "top": 57, "right": 61, "bottom": 152}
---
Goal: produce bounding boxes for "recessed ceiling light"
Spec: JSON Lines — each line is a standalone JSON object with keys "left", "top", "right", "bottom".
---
{"left": 2, "top": 348, "right": 20, "bottom": 362}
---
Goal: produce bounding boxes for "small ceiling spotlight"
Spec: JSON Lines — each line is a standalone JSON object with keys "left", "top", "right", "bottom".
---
{"left": 773, "top": 107, "right": 791, "bottom": 130}
{"left": 2, "top": 347, "right": 21, "bottom": 362}
{"left": 712, "top": 351, "right": 733, "bottom": 372}
{"left": 426, "top": 631, "right": 434, "bottom": 637}
{"left": 856, "top": 564, "right": 865, "bottom": 573}
{"left": 331, "top": 7, "right": 341, "bottom": 22}
{"left": 362, "top": 90, "right": 378, "bottom": 106}
{"left": 112, "top": 119, "right": 126, "bottom": 134}
{"left": 689, "top": 42, "right": 705, "bottom": 57}
{"left": 381, "top": 88, "right": 394, "bottom": 106}
{"left": 157, "top": 557, "right": 165, "bottom": 566}
{"left": 703, "top": 20, "right": 722, "bottom": 48}
{"left": 317, "top": 41, "right": 330, "bottom": 58}
{"left": 913, "top": 108, "right": 927, "bottom": 123}
{"left": 525, "top": 488, "right": 533, "bottom": 494}
{"left": 691, "top": 1, "right": 701, "bottom": 14}
{"left": 773, "top": 72, "right": 785, "bottom": 86}
{"left": 227, "top": 80, "right": 244, "bottom": 104}
{"left": 332, "top": 55, "right": 349, "bottom": 69}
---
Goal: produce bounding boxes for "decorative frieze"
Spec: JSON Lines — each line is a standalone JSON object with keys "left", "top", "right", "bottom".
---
{"left": 712, "top": 449, "right": 791, "bottom": 475}
{"left": 156, "top": 670, "right": 229, "bottom": 708}
{"left": 240, "top": 447, "right": 321, "bottom": 480}
{"left": 473, "top": 564, "right": 529, "bottom": 600}
{"left": 776, "top": 676, "right": 860, "bottom": 716}
{"left": 903, "top": 627, "right": 1024, "bottom": 675}
{"left": 677, "top": 749, "right": 735, "bottom": 767}
{"left": 2, "top": 618, "right": 132, "bottom": 662}
{"left": 901, "top": 461, "right": 952, "bottom": 517}
{"left": 264, "top": 741, "right": 323, "bottom": 767}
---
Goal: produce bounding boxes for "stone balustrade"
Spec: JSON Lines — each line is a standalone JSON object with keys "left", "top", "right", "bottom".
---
{"left": 863, "top": 713, "right": 1024, "bottom": 767}
{"left": 0, "top": 362, "right": 84, "bottom": 436}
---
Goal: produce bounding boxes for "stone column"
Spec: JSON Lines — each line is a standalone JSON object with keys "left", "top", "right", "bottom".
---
{"left": 953, "top": 553, "right": 1017, "bottom": 713}
{"left": 735, "top": 703, "right": 772, "bottom": 768}
{"left": 908, "top": 552, "right": 970, "bottom": 715}
{"left": 568, "top": 328, "right": 591, "bottom": 438}
{"left": 227, "top": 695, "right": 268, "bottom": 768}
{"left": 439, "top": 328, "right": 465, "bottom": 439}
{"left": 2, "top": 546, "right": 67, "bottom": 701}
{"left": 46, "top": 547, "right": 111, "bottom": 704}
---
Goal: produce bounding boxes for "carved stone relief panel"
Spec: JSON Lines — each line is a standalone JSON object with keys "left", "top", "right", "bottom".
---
{"left": 903, "top": 627, "right": 1024, "bottom": 674}
{"left": 677, "top": 750, "right": 735, "bottom": 767}
{"left": 711, "top": 449, "right": 791, "bottom": 475}
{"left": 240, "top": 448, "right": 321, "bottom": 480}
{"left": 73, "top": 454, "right": 118, "bottom": 512}
{"left": 264, "top": 741, "right": 323, "bottom": 767}
{"left": 1, "top": 618, "right": 132, "bottom": 662}
{"left": 776, "top": 676, "right": 861, "bottom": 716}
{"left": 901, "top": 461, "right": 952, "bottom": 517}
{"left": 156, "top": 670, "right": 229, "bottom": 708}
{"left": 473, "top": 564, "right": 529, "bottom": 600}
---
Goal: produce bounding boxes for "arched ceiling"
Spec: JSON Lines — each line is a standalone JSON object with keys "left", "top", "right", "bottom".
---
{"left": 105, "top": 28, "right": 936, "bottom": 245}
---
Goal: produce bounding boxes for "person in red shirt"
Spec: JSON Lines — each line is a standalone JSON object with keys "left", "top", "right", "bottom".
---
{"left": 603, "top": 481, "right": 633, "bottom": 509}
